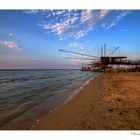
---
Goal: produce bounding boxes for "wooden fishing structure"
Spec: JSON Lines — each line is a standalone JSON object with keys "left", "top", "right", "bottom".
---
{"left": 59, "top": 44, "right": 140, "bottom": 72}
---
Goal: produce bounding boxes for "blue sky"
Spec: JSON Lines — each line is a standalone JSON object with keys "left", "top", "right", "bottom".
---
{"left": 0, "top": 10, "right": 140, "bottom": 69}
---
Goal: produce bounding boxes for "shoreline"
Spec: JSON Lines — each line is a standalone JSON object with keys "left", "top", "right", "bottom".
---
{"left": 33, "top": 72, "right": 140, "bottom": 130}
{"left": 0, "top": 70, "right": 99, "bottom": 130}
{"left": 30, "top": 73, "right": 100, "bottom": 129}
{"left": 32, "top": 73, "right": 105, "bottom": 130}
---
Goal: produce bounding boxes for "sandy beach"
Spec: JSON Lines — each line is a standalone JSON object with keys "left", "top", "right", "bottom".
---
{"left": 33, "top": 72, "right": 140, "bottom": 130}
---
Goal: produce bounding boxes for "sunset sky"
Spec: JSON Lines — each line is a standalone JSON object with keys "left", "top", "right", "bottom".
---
{"left": 0, "top": 10, "right": 140, "bottom": 69}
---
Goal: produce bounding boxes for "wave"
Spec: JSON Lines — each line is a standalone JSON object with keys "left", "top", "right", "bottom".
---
{"left": 0, "top": 92, "right": 54, "bottom": 127}
{"left": 0, "top": 77, "right": 29, "bottom": 84}
{"left": 0, "top": 70, "right": 100, "bottom": 129}
{"left": 0, "top": 74, "right": 65, "bottom": 84}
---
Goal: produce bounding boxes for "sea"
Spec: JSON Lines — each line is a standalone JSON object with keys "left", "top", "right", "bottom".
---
{"left": 0, "top": 69, "right": 100, "bottom": 129}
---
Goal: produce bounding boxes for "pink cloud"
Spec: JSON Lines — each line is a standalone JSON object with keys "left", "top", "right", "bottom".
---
{"left": 0, "top": 41, "right": 21, "bottom": 49}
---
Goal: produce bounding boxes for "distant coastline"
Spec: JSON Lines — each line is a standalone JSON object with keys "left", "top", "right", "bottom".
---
{"left": 0, "top": 69, "right": 81, "bottom": 71}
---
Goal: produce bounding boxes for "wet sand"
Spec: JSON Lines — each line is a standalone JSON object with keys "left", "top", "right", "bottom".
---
{"left": 33, "top": 72, "right": 140, "bottom": 130}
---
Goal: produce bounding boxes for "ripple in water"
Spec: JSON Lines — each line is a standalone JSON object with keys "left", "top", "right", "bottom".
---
{"left": 0, "top": 69, "right": 100, "bottom": 129}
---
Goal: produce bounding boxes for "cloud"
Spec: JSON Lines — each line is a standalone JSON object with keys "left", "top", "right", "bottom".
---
{"left": 47, "top": 23, "right": 69, "bottom": 35}
{"left": 80, "top": 10, "right": 110, "bottom": 27}
{"left": 69, "top": 42, "right": 87, "bottom": 50}
{"left": 0, "top": 41, "right": 21, "bottom": 49}
{"left": 23, "top": 10, "right": 40, "bottom": 14}
{"left": 99, "top": 10, "right": 111, "bottom": 20}
{"left": 38, "top": 10, "right": 95, "bottom": 39}
{"left": 8, "top": 33, "right": 13, "bottom": 37}
{"left": 105, "top": 11, "right": 129, "bottom": 29}
{"left": 69, "top": 42, "right": 79, "bottom": 48}
{"left": 24, "top": 10, "right": 129, "bottom": 39}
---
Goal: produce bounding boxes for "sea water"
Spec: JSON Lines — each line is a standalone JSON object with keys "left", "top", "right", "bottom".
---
{"left": 0, "top": 69, "right": 100, "bottom": 129}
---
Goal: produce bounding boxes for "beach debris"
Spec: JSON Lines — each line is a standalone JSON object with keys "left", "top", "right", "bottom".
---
{"left": 119, "top": 112, "right": 123, "bottom": 116}
{"left": 109, "top": 108, "right": 114, "bottom": 112}
{"left": 117, "top": 98, "right": 122, "bottom": 102}
{"left": 88, "top": 126, "right": 91, "bottom": 129}
{"left": 36, "top": 119, "right": 39, "bottom": 122}
{"left": 108, "top": 88, "right": 111, "bottom": 90}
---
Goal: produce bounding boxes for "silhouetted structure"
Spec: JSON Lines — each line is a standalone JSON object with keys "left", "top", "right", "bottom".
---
{"left": 59, "top": 45, "right": 140, "bottom": 72}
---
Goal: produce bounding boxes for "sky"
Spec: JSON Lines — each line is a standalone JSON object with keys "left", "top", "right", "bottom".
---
{"left": 0, "top": 10, "right": 140, "bottom": 69}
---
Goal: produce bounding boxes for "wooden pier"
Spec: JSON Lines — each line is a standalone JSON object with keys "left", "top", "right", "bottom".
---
{"left": 59, "top": 44, "right": 140, "bottom": 72}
